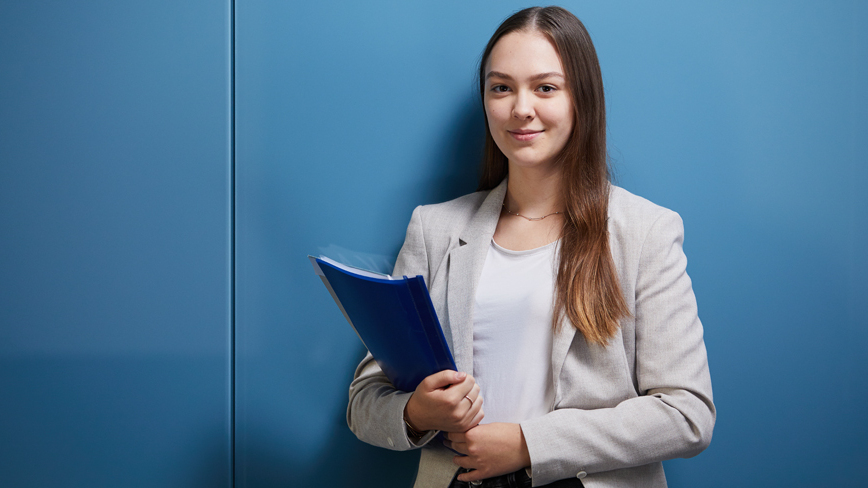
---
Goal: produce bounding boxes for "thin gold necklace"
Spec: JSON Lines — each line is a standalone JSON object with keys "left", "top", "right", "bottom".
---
{"left": 502, "top": 203, "right": 562, "bottom": 221}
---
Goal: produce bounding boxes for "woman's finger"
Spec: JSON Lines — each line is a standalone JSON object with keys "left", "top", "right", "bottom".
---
{"left": 447, "top": 441, "right": 468, "bottom": 455}
{"left": 459, "top": 384, "right": 481, "bottom": 416}
{"left": 448, "top": 375, "right": 476, "bottom": 402}
{"left": 466, "top": 382, "right": 481, "bottom": 403}
{"left": 462, "top": 394, "right": 484, "bottom": 425}
{"left": 446, "top": 431, "right": 466, "bottom": 442}
{"left": 456, "top": 384, "right": 480, "bottom": 416}
{"left": 469, "top": 407, "right": 485, "bottom": 427}
{"left": 452, "top": 455, "right": 475, "bottom": 470}
{"left": 422, "top": 370, "right": 466, "bottom": 391}
{"left": 458, "top": 473, "right": 483, "bottom": 482}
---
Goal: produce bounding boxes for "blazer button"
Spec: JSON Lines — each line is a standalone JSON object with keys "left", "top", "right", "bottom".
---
{"left": 387, "top": 437, "right": 394, "bottom": 447}
{"left": 576, "top": 471, "right": 587, "bottom": 479}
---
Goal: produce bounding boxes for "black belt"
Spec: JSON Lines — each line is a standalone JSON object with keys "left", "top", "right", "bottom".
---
{"left": 449, "top": 468, "right": 584, "bottom": 488}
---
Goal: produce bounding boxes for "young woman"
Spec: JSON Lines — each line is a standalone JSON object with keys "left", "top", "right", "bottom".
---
{"left": 347, "top": 7, "right": 714, "bottom": 488}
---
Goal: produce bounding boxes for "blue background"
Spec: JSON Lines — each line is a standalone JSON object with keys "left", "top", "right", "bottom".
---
{"left": 1, "top": 0, "right": 865, "bottom": 486}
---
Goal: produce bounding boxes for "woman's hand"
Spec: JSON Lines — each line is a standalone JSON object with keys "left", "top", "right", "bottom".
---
{"left": 404, "top": 370, "right": 484, "bottom": 433}
{"left": 446, "top": 423, "right": 531, "bottom": 482}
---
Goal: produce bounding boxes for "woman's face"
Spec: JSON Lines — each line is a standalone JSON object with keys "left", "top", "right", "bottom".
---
{"left": 484, "top": 30, "right": 574, "bottom": 173}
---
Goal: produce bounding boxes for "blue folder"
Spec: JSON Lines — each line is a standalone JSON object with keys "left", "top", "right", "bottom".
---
{"left": 309, "top": 255, "right": 456, "bottom": 392}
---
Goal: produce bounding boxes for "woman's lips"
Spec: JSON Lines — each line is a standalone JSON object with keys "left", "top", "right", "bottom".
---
{"left": 508, "top": 129, "right": 542, "bottom": 142}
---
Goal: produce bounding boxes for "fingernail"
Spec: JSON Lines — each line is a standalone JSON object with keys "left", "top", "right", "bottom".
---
{"left": 456, "top": 372, "right": 466, "bottom": 380}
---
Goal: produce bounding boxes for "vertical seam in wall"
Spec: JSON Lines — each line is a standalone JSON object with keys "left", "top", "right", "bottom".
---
{"left": 229, "top": 0, "right": 237, "bottom": 485}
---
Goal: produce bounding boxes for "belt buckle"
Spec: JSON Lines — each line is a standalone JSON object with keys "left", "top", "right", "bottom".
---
{"left": 469, "top": 481, "right": 483, "bottom": 486}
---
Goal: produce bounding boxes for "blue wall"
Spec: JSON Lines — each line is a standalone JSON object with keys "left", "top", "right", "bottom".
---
{"left": 235, "top": 1, "right": 868, "bottom": 486}
{"left": 2, "top": 1, "right": 866, "bottom": 487}
{"left": 0, "top": 1, "right": 233, "bottom": 486}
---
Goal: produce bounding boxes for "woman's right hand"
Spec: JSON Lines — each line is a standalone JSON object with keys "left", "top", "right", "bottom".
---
{"left": 404, "top": 370, "right": 484, "bottom": 433}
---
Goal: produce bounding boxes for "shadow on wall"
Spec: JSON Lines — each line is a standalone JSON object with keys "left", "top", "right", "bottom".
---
{"left": 240, "top": 99, "right": 486, "bottom": 488}
{"left": 379, "top": 95, "right": 486, "bottom": 260}
{"left": 403, "top": 96, "right": 486, "bottom": 209}
{"left": 322, "top": 100, "right": 485, "bottom": 486}
{"left": 313, "top": 100, "right": 485, "bottom": 487}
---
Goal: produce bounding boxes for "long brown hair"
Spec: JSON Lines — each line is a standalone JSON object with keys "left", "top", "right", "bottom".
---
{"left": 477, "top": 6, "right": 629, "bottom": 346}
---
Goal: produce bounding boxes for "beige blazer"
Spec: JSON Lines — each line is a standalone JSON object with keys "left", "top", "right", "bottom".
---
{"left": 347, "top": 179, "right": 715, "bottom": 488}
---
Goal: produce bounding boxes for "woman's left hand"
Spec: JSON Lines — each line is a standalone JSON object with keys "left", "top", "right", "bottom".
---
{"left": 445, "top": 423, "right": 531, "bottom": 482}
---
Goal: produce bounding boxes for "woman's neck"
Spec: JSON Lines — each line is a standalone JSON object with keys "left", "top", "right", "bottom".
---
{"left": 505, "top": 165, "right": 563, "bottom": 217}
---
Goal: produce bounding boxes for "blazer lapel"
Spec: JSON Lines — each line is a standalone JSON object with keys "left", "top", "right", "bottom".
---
{"left": 445, "top": 180, "right": 507, "bottom": 374}
{"left": 551, "top": 199, "right": 618, "bottom": 402}
{"left": 442, "top": 178, "right": 579, "bottom": 398}
{"left": 551, "top": 319, "right": 577, "bottom": 402}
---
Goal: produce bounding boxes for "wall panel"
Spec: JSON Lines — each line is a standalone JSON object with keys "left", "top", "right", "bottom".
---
{"left": 235, "top": 1, "right": 867, "bottom": 487}
{"left": 0, "top": 1, "right": 233, "bottom": 486}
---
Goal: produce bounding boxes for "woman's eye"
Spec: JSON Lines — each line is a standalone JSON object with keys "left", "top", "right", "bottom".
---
{"left": 491, "top": 85, "right": 509, "bottom": 93}
{"left": 538, "top": 85, "right": 556, "bottom": 93}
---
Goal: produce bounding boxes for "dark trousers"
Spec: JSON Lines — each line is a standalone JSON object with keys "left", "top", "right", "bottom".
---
{"left": 449, "top": 468, "right": 584, "bottom": 488}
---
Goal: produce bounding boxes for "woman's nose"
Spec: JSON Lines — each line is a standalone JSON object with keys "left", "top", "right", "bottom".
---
{"left": 512, "top": 92, "right": 534, "bottom": 120}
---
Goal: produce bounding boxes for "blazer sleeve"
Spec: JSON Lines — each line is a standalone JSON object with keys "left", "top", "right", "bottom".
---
{"left": 346, "top": 206, "right": 440, "bottom": 451}
{"left": 520, "top": 210, "right": 715, "bottom": 485}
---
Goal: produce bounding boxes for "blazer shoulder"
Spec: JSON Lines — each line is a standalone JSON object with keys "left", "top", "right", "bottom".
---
{"left": 414, "top": 189, "right": 491, "bottom": 237}
{"left": 608, "top": 185, "right": 684, "bottom": 249}
{"left": 610, "top": 184, "right": 681, "bottom": 223}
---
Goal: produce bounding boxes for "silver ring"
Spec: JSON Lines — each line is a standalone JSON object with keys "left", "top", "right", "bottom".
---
{"left": 464, "top": 395, "right": 473, "bottom": 405}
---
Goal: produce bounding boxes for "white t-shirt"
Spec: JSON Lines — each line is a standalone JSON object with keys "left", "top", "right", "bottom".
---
{"left": 472, "top": 239, "right": 557, "bottom": 424}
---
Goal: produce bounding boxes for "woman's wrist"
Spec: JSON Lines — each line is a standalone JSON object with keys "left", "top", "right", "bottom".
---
{"left": 403, "top": 400, "right": 429, "bottom": 439}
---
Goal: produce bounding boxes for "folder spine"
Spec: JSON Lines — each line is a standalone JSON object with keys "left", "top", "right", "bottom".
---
{"left": 406, "top": 276, "right": 452, "bottom": 369}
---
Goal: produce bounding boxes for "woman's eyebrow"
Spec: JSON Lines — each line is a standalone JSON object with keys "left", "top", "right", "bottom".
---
{"left": 486, "top": 71, "right": 565, "bottom": 82}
